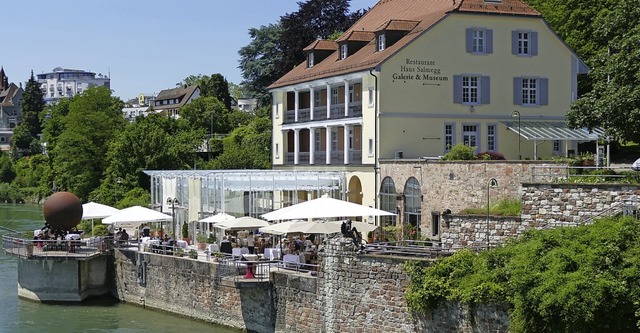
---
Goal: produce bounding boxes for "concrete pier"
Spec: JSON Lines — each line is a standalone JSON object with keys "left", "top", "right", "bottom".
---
{"left": 17, "top": 255, "right": 111, "bottom": 302}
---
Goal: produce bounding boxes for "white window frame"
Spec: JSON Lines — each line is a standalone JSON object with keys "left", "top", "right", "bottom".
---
{"left": 377, "top": 34, "right": 386, "bottom": 51}
{"left": 275, "top": 143, "right": 279, "bottom": 159}
{"left": 462, "top": 124, "right": 478, "bottom": 149}
{"left": 307, "top": 52, "right": 314, "bottom": 68}
{"left": 331, "top": 88, "right": 339, "bottom": 105}
{"left": 368, "top": 138, "right": 374, "bottom": 157}
{"left": 273, "top": 104, "right": 279, "bottom": 119}
{"left": 340, "top": 44, "right": 348, "bottom": 60}
{"left": 487, "top": 124, "right": 496, "bottom": 151}
{"left": 368, "top": 87, "right": 374, "bottom": 106}
{"left": 444, "top": 124, "right": 454, "bottom": 152}
{"left": 331, "top": 129, "right": 339, "bottom": 151}
{"left": 314, "top": 91, "right": 321, "bottom": 106}
{"left": 518, "top": 31, "right": 530, "bottom": 55}
{"left": 462, "top": 76, "right": 479, "bottom": 104}
{"left": 472, "top": 29, "right": 485, "bottom": 53}
{"left": 553, "top": 140, "right": 561, "bottom": 155}
{"left": 522, "top": 78, "right": 538, "bottom": 105}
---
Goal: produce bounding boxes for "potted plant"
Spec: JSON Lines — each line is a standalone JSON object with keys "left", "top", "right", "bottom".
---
{"left": 175, "top": 248, "right": 184, "bottom": 257}
{"left": 188, "top": 249, "right": 198, "bottom": 259}
{"left": 181, "top": 222, "right": 190, "bottom": 243}
{"left": 196, "top": 234, "right": 207, "bottom": 250}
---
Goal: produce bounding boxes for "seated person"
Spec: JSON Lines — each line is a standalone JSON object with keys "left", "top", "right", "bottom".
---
{"left": 220, "top": 236, "right": 232, "bottom": 254}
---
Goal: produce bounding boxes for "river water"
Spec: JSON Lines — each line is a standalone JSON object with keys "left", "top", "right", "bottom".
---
{"left": 0, "top": 204, "right": 237, "bottom": 333}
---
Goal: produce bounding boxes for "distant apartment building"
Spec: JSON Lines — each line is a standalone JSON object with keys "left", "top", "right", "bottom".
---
{"left": 0, "top": 67, "right": 24, "bottom": 151}
{"left": 153, "top": 85, "right": 200, "bottom": 118}
{"left": 37, "top": 67, "right": 110, "bottom": 104}
{"left": 236, "top": 98, "right": 258, "bottom": 113}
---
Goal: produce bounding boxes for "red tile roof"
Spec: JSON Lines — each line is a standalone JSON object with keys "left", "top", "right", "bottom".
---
{"left": 269, "top": 0, "right": 540, "bottom": 89}
{"left": 376, "top": 19, "right": 419, "bottom": 32}
{"left": 303, "top": 39, "right": 338, "bottom": 52}
{"left": 336, "top": 30, "right": 376, "bottom": 43}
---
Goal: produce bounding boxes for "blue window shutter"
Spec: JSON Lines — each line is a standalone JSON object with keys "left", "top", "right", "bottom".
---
{"left": 486, "top": 29, "right": 493, "bottom": 54}
{"left": 539, "top": 78, "right": 548, "bottom": 105}
{"left": 531, "top": 31, "right": 538, "bottom": 56}
{"left": 465, "top": 28, "right": 473, "bottom": 53}
{"left": 511, "top": 31, "right": 518, "bottom": 55}
{"left": 453, "top": 75, "right": 462, "bottom": 103}
{"left": 481, "top": 76, "right": 490, "bottom": 104}
{"left": 513, "top": 77, "right": 522, "bottom": 105}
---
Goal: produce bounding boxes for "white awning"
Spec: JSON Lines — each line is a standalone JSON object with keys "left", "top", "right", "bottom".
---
{"left": 502, "top": 121, "right": 604, "bottom": 141}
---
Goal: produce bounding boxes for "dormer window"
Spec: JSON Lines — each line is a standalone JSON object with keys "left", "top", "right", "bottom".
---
{"left": 377, "top": 34, "right": 386, "bottom": 51}
{"left": 340, "top": 44, "right": 348, "bottom": 60}
{"left": 307, "top": 52, "right": 314, "bottom": 68}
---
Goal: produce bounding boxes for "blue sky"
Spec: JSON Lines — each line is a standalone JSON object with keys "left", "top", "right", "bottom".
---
{"left": 4, "top": 0, "right": 377, "bottom": 101}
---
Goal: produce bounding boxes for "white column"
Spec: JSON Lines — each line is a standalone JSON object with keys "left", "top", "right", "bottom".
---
{"left": 309, "top": 87, "right": 315, "bottom": 120}
{"left": 326, "top": 126, "right": 332, "bottom": 164}
{"left": 294, "top": 129, "right": 300, "bottom": 165}
{"left": 344, "top": 80, "right": 349, "bottom": 117}
{"left": 309, "top": 128, "right": 315, "bottom": 165}
{"left": 294, "top": 90, "right": 299, "bottom": 122}
{"left": 344, "top": 125, "right": 351, "bottom": 164}
{"left": 326, "top": 83, "right": 331, "bottom": 119}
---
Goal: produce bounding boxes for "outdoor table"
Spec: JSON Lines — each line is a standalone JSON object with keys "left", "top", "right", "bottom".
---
{"left": 264, "top": 248, "right": 281, "bottom": 260}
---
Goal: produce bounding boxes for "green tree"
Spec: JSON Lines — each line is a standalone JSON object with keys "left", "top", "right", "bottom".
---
{"left": 238, "top": 23, "right": 283, "bottom": 107}
{"left": 95, "top": 113, "right": 204, "bottom": 205}
{"left": 277, "top": 0, "right": 365, "bottom": 75}
{"left": 180, "top": 73, "right": 232, "bottom": 110}
{"left": 49, "top": 86, "right": 125, "bottom": 200}
{"left": 211, "top": 107, "right": 272, "bottom": 169}
{"left": 12, "top": 71, "right": 44, "bottom": 157}
{"left": 179, "top": 96, "right": 230, "bottom": 135}
{"left": 565, "top": 0, "right": 640, "bottom": 142}
{"left": 0, "top": 152, "right": 15, "bottom": 183}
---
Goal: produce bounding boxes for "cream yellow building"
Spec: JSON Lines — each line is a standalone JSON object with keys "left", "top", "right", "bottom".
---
{"left": 269, "top": 0, "right": 589, "bottom": 231}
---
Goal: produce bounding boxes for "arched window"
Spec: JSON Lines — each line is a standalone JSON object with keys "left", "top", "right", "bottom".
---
{"left": 403, "top": 177, "right": 421, "bottom": 239}
{"left": 379, "top": 177, "right": 397, "bottom": 227}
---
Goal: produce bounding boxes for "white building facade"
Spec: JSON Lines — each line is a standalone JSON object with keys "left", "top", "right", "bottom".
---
{"left": 37, "top": 67, "right": 110, "bottom": 104}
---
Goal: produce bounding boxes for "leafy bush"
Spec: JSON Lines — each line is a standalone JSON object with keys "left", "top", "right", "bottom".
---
{"left": 441, "top": 144, "right": 477, "bottom": 161}
{"left": 405, "top": 216, "right": 640, "bottom": 332}
{"left": 476, "top": 151, "right": 506, "bottom": 160}
{"left": 93, "top": 224, "right": 110, "bottom": 236}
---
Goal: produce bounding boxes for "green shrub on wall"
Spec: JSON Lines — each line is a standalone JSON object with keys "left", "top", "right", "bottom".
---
{"left": 405, "top": 216, "right": 640, "bottom": 333}
{"left": 440, "top": 144, "right": 477, "bottom": 161}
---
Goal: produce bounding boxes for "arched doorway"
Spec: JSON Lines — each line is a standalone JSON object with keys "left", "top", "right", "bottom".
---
{"left": 347, "top": 176, "right": 362, "bottom": 204}
{"left": 403, "top": 177, "right": 421, "bottom": 240}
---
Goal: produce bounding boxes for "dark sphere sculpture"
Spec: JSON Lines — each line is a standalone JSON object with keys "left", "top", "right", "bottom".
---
{"left": 43, "top": 192, "right": 83, "bottom": 231}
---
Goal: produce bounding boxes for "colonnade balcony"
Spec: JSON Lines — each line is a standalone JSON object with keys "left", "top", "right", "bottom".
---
{"left": 283, "top": 101, "right": 362, "bottom": 124}
{"left": 285, "top": 150, "right": 363, "bottom": 166}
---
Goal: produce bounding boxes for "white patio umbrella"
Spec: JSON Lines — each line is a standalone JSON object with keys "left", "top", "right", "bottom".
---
{"left": 328, "top": 220, "right": 379, "bottom": 234}
{"left": 215, "top": 216, "right": 269, "bottom": 231}
{"left": 199, "top": 213, "right": 236, "bottom": 243}
{"left": 259, "top": 220, "right": 316, "bottom": 235}
{"left": 298, "top": 221, "right": 341, "bottom": 234}
{"left": 82, "top": 202, "right": 120, "bottom": 237}
{"left": 198, "top": 212, "right": 236, "bottom": 223}
{"left": 261, "top": 196, "right": 396, "bottom": 221}
{"left": 103, "top": 206, "right": 172, "bottom": 235}
{"left": 82, "top": 202, "right": 120, "bottom": 220}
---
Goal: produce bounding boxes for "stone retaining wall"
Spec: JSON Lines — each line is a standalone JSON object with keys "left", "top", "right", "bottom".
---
{"left": 522, "top": 183, "right": 640, "bottom": 227}
{"left": 440, "top": 215, "right": 536, "bottom": 249}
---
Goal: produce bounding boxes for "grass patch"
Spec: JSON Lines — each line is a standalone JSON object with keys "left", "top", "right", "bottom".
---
{"left": 459, "top": 197, "right": 521, "bottom": 216}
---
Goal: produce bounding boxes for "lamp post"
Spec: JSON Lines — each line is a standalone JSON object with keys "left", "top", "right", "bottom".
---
{"left": 167, "top": 197, "right": 179, "bottom": 239}
{"left": 511, "top": 110, "right": 521, "bottom": 160}
{"left": 486, "top": 178, "right": 498, "bottom": 249}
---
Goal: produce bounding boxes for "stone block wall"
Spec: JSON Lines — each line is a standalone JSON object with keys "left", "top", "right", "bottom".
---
{"left": 112, "top": 250, "right": 275, "bottom": 332}
{"left": 522, "top": 183, "right": 640, "bottom": 227}
{"left": 440, "top": 215, "right": 539, "bottom": 249}
{"left": 271, "top": 271, "right": 320, "bottom": 332}
{"left": 379, "top": 160, "right": 564, "bottom": 237}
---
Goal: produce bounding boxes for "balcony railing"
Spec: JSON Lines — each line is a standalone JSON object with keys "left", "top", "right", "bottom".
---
{"left": 283, "top": 101, "right": 362, "bottom": 124}
{"left": 285, "top": 150, "right": 363, "bottom": 165}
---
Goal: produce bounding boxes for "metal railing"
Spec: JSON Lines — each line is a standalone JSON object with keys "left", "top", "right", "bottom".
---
{"left": 2, "top": 234, "right": 114, "bottom": 259}
{"left": 363, "top": 240, "right": 456, "bottom": 258}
